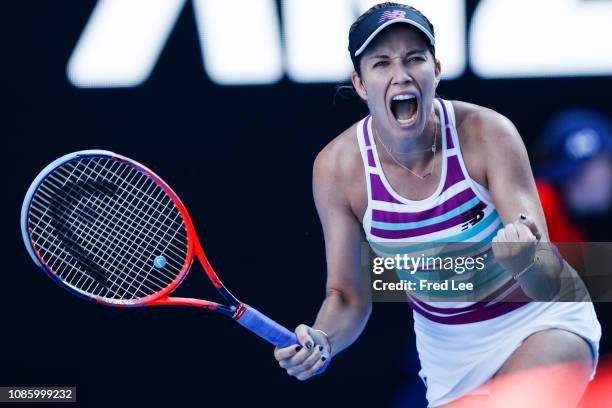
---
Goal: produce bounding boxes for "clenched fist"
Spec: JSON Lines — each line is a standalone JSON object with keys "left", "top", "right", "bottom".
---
{"left": 492, "top": 213, "right": 542, "bottom": 278}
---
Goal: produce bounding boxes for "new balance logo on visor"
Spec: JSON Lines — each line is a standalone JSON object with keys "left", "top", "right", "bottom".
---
{"left": 378, "top": 10, "right": 407, "bottom": 23}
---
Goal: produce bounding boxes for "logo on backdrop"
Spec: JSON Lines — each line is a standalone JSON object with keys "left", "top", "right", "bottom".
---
{"left": 66, "top": 0, "right": 612, "bottom": 88}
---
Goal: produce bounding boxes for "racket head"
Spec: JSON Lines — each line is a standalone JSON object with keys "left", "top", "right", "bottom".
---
{"left": 21, "top": 150, "right": 198, "bottom": 307}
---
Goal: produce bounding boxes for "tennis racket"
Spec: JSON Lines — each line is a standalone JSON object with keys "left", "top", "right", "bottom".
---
{"left": 20, "top": 150, "right": 299, "bottom": 348}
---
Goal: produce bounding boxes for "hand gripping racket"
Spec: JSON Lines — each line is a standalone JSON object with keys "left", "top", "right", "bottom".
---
{"left": 20, "top": 150, "right": 299, "bottom": 349}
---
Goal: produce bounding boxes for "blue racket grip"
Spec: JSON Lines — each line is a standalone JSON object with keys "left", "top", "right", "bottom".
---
{"left": 234, "top": 304, "right": 298, "bottom": 348}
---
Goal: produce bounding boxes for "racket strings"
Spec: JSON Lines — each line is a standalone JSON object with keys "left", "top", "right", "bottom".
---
{"left": 30, "top": 175, "right": 179, "bottom": 297}
{"left": 30, "top": 158, "right": 178, "bottom": 294}
{"left": 30, "top": 158, "right": 185, "bottom": 299}
{"left": 29, "top": 158, "right": 179, "bottom": 298}
{"left": 40, "top": 161, "right": 187, "bottom": 276}
{"left": 43, "top": 157, "right": 186, "bottom": 296}
{"left": 28, "top": 157, "right": 189, "bottom": 301}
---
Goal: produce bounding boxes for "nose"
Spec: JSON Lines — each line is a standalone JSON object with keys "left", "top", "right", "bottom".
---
{"left": 390, "top": 58, "right": 413, "bottom": 85}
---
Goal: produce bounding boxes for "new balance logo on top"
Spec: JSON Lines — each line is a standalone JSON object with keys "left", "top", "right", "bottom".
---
{"left": 461, "top": 209, "right": 484, "bottom": 231}
{"left": 378, "top": 10, "right": 407, "bottom": 23}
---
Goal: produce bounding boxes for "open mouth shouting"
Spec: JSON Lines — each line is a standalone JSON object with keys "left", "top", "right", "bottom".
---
{"left": 390, "top": 93, "right": 419, "bottom": 127}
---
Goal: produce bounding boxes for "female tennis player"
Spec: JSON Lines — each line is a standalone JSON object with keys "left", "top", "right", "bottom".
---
{"left": 274, "top": 3, "right": 601, "bottom": 406}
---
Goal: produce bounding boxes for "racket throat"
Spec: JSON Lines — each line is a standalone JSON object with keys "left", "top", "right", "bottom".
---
{"left": 232, "top": 303, "right": 248, "bottom": 320}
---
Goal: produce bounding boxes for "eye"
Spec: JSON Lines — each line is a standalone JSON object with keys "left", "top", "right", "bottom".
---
{"left": 373, "top": 60, "right": 389, "bottom": 68}
{"left": 406, "top": 56, "right": 425, "bottom": 63}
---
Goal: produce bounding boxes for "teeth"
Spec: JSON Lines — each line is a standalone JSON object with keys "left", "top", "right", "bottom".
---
{"left": 397, "top": 119, "right": 412, "bottom": 124}
{"left": 392, "top": 94, "right": 416, "bottom": 101}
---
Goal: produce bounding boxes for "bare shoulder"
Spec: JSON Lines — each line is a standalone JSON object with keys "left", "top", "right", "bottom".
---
{"left": 449, "top": 102, "right": 544, "bottom": 233}
{"left": 451, "top": 100, "right": 522, "bottom": 149}
{"left": 449, "top": 100, "right": 526, "bottom": 188}
{"left": 313, "top": 122, "right": 366, "bottom": 218}
{"left": 314, "top": 123, "right": 361, "bottom": 181}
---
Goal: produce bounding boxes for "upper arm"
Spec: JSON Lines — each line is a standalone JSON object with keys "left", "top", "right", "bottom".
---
{"left": 312, "top": 146, "right": 370, "bottom": 307}
{"left": 476, "top": 110, "right": 550, "bottom": 240}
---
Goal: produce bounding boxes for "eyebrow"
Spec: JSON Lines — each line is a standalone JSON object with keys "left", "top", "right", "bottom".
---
{"left": 366, "top": 48, "right": 428, "bottom": 60}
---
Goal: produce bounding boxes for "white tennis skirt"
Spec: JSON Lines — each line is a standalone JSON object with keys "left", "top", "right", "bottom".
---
{"left": 413, "top": 299, "right": 601, "bottom": 407}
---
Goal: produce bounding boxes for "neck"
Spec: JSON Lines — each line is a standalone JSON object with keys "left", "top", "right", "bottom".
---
{"left": 373, "top": 110, "right": 440, "bottom": 169}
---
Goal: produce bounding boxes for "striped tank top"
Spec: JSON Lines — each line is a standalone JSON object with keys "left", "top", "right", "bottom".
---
{"left": 357, "top": 98, "right": 529, "bottom": 324}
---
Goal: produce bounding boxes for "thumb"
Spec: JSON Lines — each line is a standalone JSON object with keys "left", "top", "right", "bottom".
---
{"left": 519, "top": 213, "right": 542, "bottom": 241}
{"left": 295, "top": 324, "right": 315, "bottom": 350}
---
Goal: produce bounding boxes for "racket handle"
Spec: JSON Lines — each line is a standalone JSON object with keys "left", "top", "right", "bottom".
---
{"left": 234, "top": 304, "right": 298, "bottom": 348}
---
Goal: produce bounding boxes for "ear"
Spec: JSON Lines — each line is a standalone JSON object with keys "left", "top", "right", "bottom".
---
{"left": 351, "top": 71, "right": 368, "bottom": 101}
{"left": 434, "top": 59, "right": 442, "bottom": 89}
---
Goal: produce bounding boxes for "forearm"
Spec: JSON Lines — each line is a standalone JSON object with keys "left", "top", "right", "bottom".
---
{"left": 312, "top": 288, "right": 371, "bottom": 357}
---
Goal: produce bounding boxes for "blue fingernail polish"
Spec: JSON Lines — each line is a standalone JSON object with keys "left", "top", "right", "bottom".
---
{"left": 295, "top": 346, "right": 302, "bottom": 352}
{"left": 305, "top": 340, "right": 313, "bottom": 349}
